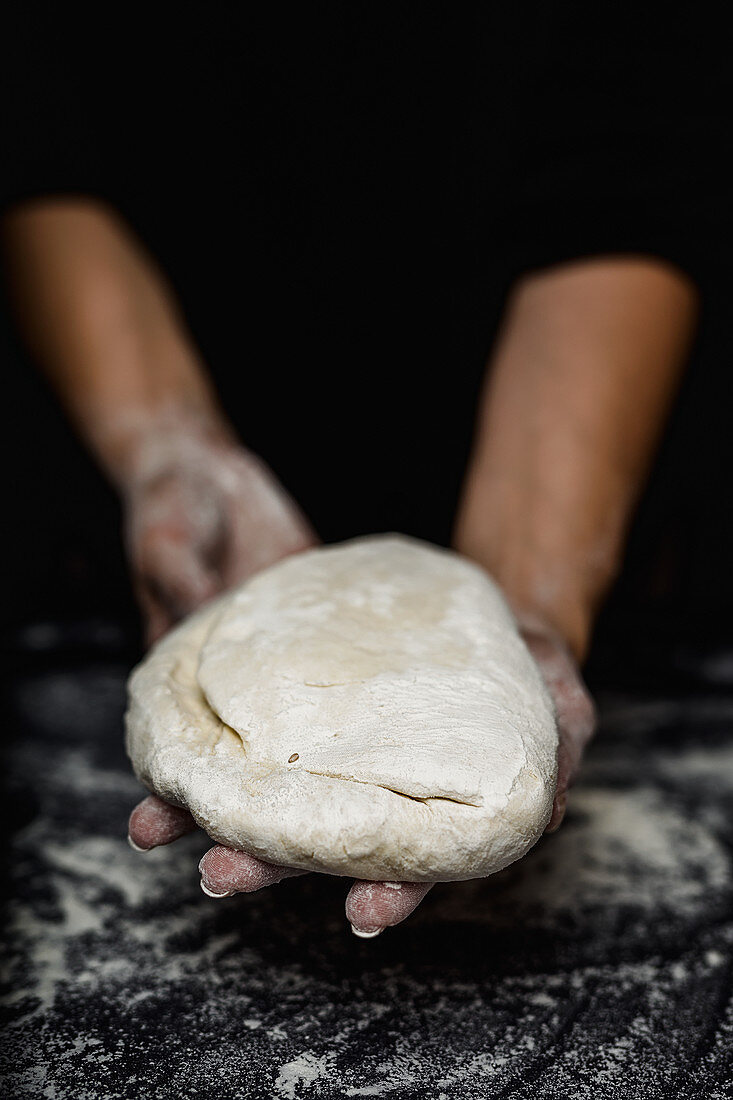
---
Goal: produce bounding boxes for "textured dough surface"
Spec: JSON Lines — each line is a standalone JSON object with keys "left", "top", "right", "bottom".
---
{"left": 125, "top": 536, "right": 558, "bottom": 881}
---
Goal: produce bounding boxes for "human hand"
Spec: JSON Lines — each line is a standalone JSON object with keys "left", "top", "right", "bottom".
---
{"left": 127, "top": 795, "right": 434, "bottom": 937}
{"left": 514, "top": 615, "right": 596, "bottom": 832}
{"left": 124, "top": 430, "right": 427, "bottom": 937}
{"left": 127, "top": 603, "right": 593, "bottom": 938}
{"left": 122, "top": 431, "right": 317, "bottom": 644}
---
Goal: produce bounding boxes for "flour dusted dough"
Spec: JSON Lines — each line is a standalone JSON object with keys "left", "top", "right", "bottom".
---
{"left": 125, "top": 536, "right": 558, "bottom": 881}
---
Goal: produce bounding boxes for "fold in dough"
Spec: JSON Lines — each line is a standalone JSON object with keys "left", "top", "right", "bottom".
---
{"left": 125, "top": 535, "right": 558, "bottom": 881}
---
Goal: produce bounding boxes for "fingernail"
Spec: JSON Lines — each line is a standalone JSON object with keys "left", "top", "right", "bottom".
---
{"left": 128, "top": 835, "right": 150, "bottom": 853}
{"left": 350, "top": 924, "right": 384, "bottom": 939}
{"left": 200, "top": 879, "right": 234, "bottom": 899}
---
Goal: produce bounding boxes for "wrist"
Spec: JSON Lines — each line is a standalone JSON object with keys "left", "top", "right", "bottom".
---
{"left": 453, "top": 456, "right": 627, "bottom": 665}
{"left": 103, "top": 405, "right": 238, "bottom": 496}
{"left": 453, "top": 528, "right": 602, "bottom": 664}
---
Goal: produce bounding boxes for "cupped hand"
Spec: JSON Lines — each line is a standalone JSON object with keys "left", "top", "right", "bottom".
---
{"left": 127, "top": 607, "right": 594, "bottom": 937}
{"left": 124, "top": 431, "right": 430, "bottom": 934}
{"left": 515, "top": 617, "right": 596, "bottom": 832}
{"left": 128, "top": 795, "right": 433, "bottom": 936}
{"left": 123, "top": 432, "right": 317, "bottom": 645}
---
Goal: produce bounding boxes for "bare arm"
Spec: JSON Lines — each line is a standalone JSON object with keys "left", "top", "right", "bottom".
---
{"left": 2, "top": 197, "right": 421, "bottom": 936}
{"left": 454, "top": 255, "right": 698, "bottom": 825}
{"left": 3, "top": 197, "right": 316, "bottom": 638}
{"left": 3, "top": 197, "right": 227, "bottom": 484}
{"left": 4, "top": 211, "right": 698, "bottom": 934}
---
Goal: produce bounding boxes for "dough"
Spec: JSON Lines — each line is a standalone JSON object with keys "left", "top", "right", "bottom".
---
{"left": 125, "top": 535, "right": 558, "bottom": 881}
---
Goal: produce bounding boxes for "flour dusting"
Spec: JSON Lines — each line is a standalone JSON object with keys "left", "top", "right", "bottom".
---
{"left": 2, "top": 664, "right": 732, "bottom": 1098}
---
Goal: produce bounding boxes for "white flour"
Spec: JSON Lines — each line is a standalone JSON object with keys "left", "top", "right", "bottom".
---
{"left": 2, "top": 668, "right": 732, "bottom": 1098}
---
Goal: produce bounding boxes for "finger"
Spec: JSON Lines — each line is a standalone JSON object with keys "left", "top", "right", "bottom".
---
{"left": 521, "top": 629, "right": 596, "bottom": 836}
{"left": 544, "top": 706, "right": 582, "bottom": 834}
{"left": 198, "top": 846, "right": 308, "bottom": 897}
{"left": 138, "top": 535, "right": 221, "bottom": 621}
{"left": 545, "top": 791, "right": 568, "bottom": 833}
{"left": 525, "top": 631, "right": 596, "bottom": 754}
{"left": 128, "top": 794, "right": 198, "bottom": 850}
{"left": 134, "top": 581, "right": 175, "bottom": 647}
{"left": 552, "top": 672, "right": 596, "bottom": 765}
{"left": 345, "top": 880, "right": 434, "bottom": 938}
{"left": 545, "top": 695, "right": 595, "bottom": 833}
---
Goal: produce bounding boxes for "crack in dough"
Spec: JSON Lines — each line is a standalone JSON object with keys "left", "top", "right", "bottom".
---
{"left": 300, "top": 769, "right": 483, "bottom": 808}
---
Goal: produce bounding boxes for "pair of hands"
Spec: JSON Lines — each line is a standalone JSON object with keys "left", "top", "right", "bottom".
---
{"left": 125, "top": 436, "right": 595, "bottom": 936}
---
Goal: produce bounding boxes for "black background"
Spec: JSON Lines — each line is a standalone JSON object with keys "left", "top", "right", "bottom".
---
{"left": 2, "top": 6, "right": 732, "bottom": 671}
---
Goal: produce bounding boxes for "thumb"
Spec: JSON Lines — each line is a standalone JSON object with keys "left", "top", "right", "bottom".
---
{"left": 138, "top": 534, "right": 221, "bottom": 625}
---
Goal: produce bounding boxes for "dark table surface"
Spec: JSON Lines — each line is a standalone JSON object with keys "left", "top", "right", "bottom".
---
{"left": 1, "top": 624, "right": 732, "bottom": 1099}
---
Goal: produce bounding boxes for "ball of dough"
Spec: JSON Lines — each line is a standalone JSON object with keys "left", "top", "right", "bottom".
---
{"left": 125, "top": 535, "right": 558, "bottom": 881}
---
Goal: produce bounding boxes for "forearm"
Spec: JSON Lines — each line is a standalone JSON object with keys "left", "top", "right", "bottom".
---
{"left": 454, "top": 256, "right": 698, "bottom": 661}
{"left": 2, "top": 197, "right": 232, "bottom": 487}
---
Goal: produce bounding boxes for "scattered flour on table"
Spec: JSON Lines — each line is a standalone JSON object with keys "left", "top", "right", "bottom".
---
{"left": 274, "top": 1053, "right": 337, "bottom": 1098}
{"left": 3, "top": 666, "right": 733, "bottom": 1098}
